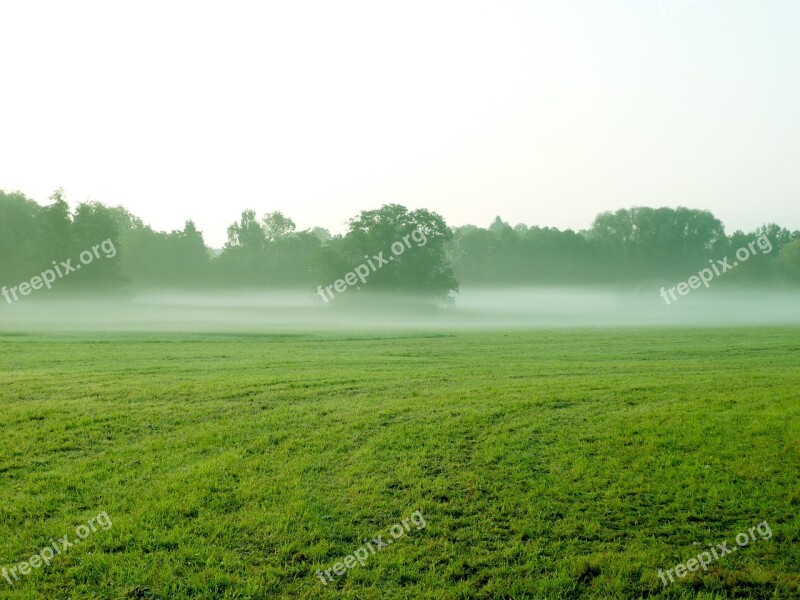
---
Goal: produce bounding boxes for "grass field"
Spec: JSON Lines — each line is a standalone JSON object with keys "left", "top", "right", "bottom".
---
{"left": 1, "top": 328, "right": 799, "bottom": 599}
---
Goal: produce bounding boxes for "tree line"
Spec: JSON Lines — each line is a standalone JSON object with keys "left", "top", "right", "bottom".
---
{"left": 2, "top": 189, "right": 799, "bottom": 299}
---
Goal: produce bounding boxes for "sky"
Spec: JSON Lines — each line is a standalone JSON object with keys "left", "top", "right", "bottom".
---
{"left": 1, "top": 0, "right": 798, "bottom": 248}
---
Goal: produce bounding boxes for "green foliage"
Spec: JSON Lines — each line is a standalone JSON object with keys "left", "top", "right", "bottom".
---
{"left": 225, "top": 209, "right": 265, "bottom": 251}
{"left": 451, "top": 223, "right": 596, "bottom": 283}
{"left": 318, "top": 204, "right": 458, "bottom": 301}
{"left": 1, "top": 190, "right": 798, "bottom": 294}
{"left": 38, "top": 189, "right": 74, "bottom": 268}
{"left": 217, "top": 209, "right": 319, "bottom": 286}
{"left": 0, "top": 190, "right": 40, "bottom": 284}
{"left": 71, "top": 202, "right": 125, "bottom": 289}
{"left": 781, "top": 239, "right": 800, "bottom": 282}
{"left": 262, "top": 211, "right": 296, "bottom": 242}
{"left": 451, "top": 206, "right": 796, "bottom": 286}
{"left": 588, "top": 206, "right": 727, "bottom": 279}
{"left": 119, "top": 220, "right": 211, "bottom": 287}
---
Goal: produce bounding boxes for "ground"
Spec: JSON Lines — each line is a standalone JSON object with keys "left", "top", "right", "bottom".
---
{"left": 0, "top": 328, "right": 798, "bottom": 598}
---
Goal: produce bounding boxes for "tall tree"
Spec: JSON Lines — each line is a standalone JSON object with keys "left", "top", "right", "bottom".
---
{"left": 781, "top": 239, "right": 800, "bottom": 282}
{"left": 262, "top": 211, "right": 296, "bottom": 242}
{"left": 0, "top": 190, "right": 41, "bottom": 284}
{"left": 71, "top": 201, "right": 125, "bottom": 289}
{"left": 38, "top": 188, "right": 74, "bottom": 265}
{"left": 318, "top": 204, "right": 458, "bottom": 301}
{"left": 226, "top": 209, "right": 265, "bottom": 251}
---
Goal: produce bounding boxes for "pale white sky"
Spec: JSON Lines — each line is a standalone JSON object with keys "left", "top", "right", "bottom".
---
{"left": 1, "top": 0, "right": 798, "bottom": 247}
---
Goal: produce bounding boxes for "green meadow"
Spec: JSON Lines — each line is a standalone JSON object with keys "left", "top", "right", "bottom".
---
{"left": 1, "top": 328, "right": 798, "bottom": 599}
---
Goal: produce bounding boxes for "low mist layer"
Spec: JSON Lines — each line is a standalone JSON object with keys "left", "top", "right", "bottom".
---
{"left": 2, "top": 287, "right": 799, "bottom": 333}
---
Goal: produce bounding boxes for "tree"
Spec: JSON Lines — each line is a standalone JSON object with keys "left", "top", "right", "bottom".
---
{"left": 165, "top": 221, "right": 211, "bottom": 285}
{"left": 72, "top": 201, "right": 125, "bottom": 289}
{"left": 589, "top": 206, "right": 727, "bottom": 279}
{"left": 226, "top": 209, "right": 265, "bottom": 251}
{"left": 263, "top": 232, "right": 321, "bottom": 285}
{"left": 0, "top": 190, "right": 41, "bottom": 284}
{"left": 262, "top": 211, "right": 296, "bottom": 242}
{"left": 310, "top": 226, "right": 332, "bottom": 243}
{"left": 753, "top": 223, "right": 793, "bottom": 255}
{"left": 317, "top": 204, "right": 458, "bottom": 302}
{"left": 780, "top": 239, "right": 800, "bottom": 283}
{"left": 38, "top": 188, "right": 74, "bottom": 265}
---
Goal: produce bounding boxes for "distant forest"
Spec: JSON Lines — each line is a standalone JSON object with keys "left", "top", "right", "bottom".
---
{"left": 2, "top": 189, "right": 800, "bottom": 297}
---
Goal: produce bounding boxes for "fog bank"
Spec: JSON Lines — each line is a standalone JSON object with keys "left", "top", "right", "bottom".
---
{"left": 1, "top": 287, "right": 798, "bottom": 334}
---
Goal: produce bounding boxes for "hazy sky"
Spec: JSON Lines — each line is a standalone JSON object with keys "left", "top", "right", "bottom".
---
{"left": 1, "top": 0, "right": 798, "bottom": 247}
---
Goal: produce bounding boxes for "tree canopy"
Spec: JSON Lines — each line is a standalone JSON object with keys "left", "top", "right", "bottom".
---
{"left": 1, "top": 189, "right": 799, "bottom": 301}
